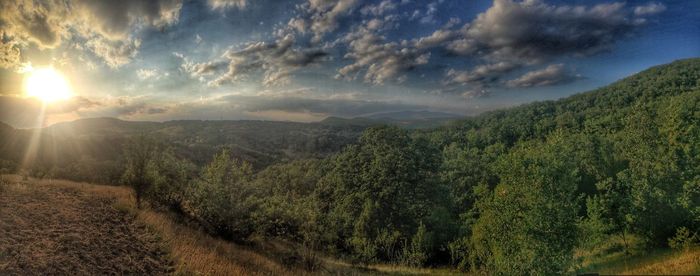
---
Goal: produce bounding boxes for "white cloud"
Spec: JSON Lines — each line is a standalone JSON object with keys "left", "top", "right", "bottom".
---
{"left": 86, "top": 37, "right": 142, "bottom": 68}
{"left": 506, "top": 64, "right": 582, "bottom": 88}
{"left": 306, "top": 0, "right": 361, "bottom": 43}
{"left": 634, "top": 2, "right": 666, "bottom": 16}
{"left": 444, "top": 61, "right": 520, "bottom": 86}
{"left": 208, "top": 0, "right": 247, "bottom": 11}
{"left": 414, "top": 29, "right": 456, "bottom": 49}
{"left": 360, "top": 0, "right": 398, "bottom": 17}
{"left": 136, "top": 68, "right": 164, "bottom": 80}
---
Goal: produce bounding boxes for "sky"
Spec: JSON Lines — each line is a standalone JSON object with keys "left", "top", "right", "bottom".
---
{"left": 0, "top": 0, "right": 698, "bottom": 128}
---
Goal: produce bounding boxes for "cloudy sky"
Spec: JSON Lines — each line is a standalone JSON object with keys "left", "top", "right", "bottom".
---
{"left": 0, "top": 0, "right": 698, "bottom": 128}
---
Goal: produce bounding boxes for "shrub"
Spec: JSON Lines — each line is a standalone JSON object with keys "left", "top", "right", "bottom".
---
{"left": 402, "top": 222, "right": 432, "bottom": 267}
{"left": 447, "top": 237, "right": 471, "bottom": 271}
{"left": 668, "top": 227, "right": 698, "bottom": 250}
{"left": 188, "top": 149, "right": 256, "bottom": 241}
{"left": 121, "top": 135, "right": 159, "bottom": 208}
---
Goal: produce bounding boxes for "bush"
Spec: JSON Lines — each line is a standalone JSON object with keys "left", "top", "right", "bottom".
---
{"left": 447, "top": 237, "right": 471, "bottom": 271}
{"left": 402, "top": 222, "right": 432, "bottom": 267}
{"left": 188, "top": 149, "right": 256, "bottom": 241}
{"left": 121, "top": 135, "right": 159, "bottom": 208}
{"left": 147, "top": 150, "right": 197, "bottom": 213}
{"left": 668, "top": 227, "right": 698, "bottom": 250}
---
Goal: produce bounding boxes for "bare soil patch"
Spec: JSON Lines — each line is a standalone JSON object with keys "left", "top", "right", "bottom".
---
{"left": 0, "top": 176, "right": 173, "bottom": 275}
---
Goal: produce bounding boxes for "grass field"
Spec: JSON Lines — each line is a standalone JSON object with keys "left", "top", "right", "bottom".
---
{"left": 0, "top": 175, "right": 172, "bottom": 275}
{"left": 580, "top": 247, "right": 700, "bottom": 275}
{"left": 576, "top": 233, "right": 700, "bottom": 275}
{"left": 2, "top": 175, "right": 697, "bottom": 275}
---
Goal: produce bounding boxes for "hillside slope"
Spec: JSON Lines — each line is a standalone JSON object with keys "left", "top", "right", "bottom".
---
{"left": 0, "top": 176, "right": 172, "bottom": 275}
{"left": 427, "top": 58, "right": 700, "bottom": 146}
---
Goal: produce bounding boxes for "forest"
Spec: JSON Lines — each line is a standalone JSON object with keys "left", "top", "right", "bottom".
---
{"left": 2, "top": 58, "right": 700, "bottom": 273}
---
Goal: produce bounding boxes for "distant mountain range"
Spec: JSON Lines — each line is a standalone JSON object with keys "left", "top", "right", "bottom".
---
{"left": 0, "top": 110, "right": 462, "bottom": 174}
{"left": 321, "top": 110, "right": 462, "bottom": 128}
{"left": 364, "top": 110, "right": 462, "bottom": 120}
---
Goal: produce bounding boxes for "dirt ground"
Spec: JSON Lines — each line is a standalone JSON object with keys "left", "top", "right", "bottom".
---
{"left": 0, "top": 176, "right": 173, "bottom": 275}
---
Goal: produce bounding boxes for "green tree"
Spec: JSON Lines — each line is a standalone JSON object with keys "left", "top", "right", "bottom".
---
{"left": 471, "top": 133, "right": 580, "bottom": 274}
{"left": 189, "top": 149, "right": 256, "bottom": 241}
{"left": 318, "top": 126, "right": 443, "bottom": 263}
{"left": 121, "top": 135, "right": 158, "bottom": 209}
{"left": 148, "top": 149, "right": 197, "bottom": 213}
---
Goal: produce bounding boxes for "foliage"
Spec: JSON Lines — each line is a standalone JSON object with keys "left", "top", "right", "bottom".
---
{"left": 121, "top": 135, "right": 159, "bottom": 208}
{"left": 317, "top": 126, "right": 445, "bottom": 263}
{"left": 669, "top": 227, "right": 699, "bottom": 250}
{"left": 188, "top": 149, "right": 256, "bottom": 241}
{"left": 471, "top": 133, "right": 581, "bottom": 274}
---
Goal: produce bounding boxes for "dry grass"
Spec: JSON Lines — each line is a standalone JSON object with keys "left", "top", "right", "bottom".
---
{"left": 0, "top": 175, "right": 311, "bottom": 275}
{"left": 601, "top": 248, "right": 700, "bottom": 275}
{"left": 576, "top": 234, "right": 700, "bottom": 275}
{"left": 0, "top": 175, "right": 172, "bottom": 275}
{"left": 138, "top": 211, "right": 294, "bottom": 275}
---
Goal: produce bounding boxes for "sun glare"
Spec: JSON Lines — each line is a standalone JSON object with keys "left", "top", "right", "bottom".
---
{"left": 24, "top": 67, "right": 73, "bottom": 103}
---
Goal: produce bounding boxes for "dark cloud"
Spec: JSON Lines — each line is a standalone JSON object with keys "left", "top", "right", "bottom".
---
{"left": 71, "top": 0, "right": 182, "bottom": 39}
{"left": 507, "top": 64, "right": 582, "bottom": 88}
{"left": 0, "top": 0, "right": 182, "bottom": 68}
{"left": 337, "top": 22, "right": 430, "bottom": 85}
{"left": 0, "top": 41, "right": 20, "bottom": 69}
{"left": 453, "top": 0, "right": 665, "bottom": 62}
{"left": 433, "top": 0, "right": 665, "bottom": 96}
{"left": 209, "top": 34, "right": 328, "bottom": 86}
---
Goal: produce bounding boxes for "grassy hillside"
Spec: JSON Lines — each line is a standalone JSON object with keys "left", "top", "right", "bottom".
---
{"left": 0, "top": 176, "right": 172, "bottom": 274}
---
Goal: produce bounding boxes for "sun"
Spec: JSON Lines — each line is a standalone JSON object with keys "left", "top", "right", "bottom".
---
{"left": 24, "top": 67, "right": 73, "bottom": 103}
